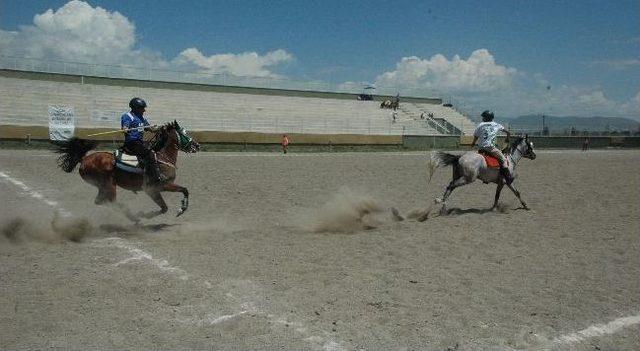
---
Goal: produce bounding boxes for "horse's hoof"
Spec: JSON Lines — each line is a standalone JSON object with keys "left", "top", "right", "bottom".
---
{"left": 176, "top": 209, "right": 185, "bottom": 217}
{"left": 417, "top": 212, "right": 429, "bottom": 222}
{"left": 435, "top": 198, "right": 443, "bottom": 204}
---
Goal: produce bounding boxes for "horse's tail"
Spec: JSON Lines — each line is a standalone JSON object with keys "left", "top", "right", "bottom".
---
{"left": 53, "top": 137, "right": 98, "bottom": 173}
{"left": 428, "top": 151, "right": 461, "bottom": 182}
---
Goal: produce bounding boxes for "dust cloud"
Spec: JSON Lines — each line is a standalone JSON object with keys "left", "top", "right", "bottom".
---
{"left": 1, "top": 211, "right": 93, "bottom": 243}
{"left": 306, "top": 188, "right": 392, "bottom": 233}
{"left": 51, "top": 210, "right": 93, "bottom": 242}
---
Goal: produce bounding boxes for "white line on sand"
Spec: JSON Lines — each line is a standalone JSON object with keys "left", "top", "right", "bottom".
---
{"left": 95, "top": 237, "right": 190, "bottom": 280}
{"left": 0, "top": 171, "right": 71, "bottom": 217}
{"left": 552, "top": 314, "right": 640, "bottom": 345}
{"left": 0, "top": 169, "right": 346, "bottom": 349}
{"left": 93, "top": 237, "right": 345, "bottom": 349}
{"left": 207, "top": 311, "right": 249, "bottom": 325}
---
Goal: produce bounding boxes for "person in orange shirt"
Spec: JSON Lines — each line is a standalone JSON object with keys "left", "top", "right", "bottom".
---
{"left": 281, "top": 134, "right": 290, "bottom": 154}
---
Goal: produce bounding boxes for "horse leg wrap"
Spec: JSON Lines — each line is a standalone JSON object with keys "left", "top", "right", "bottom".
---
{"left": 177, "top": 197, "right": 189, "bottom": 217}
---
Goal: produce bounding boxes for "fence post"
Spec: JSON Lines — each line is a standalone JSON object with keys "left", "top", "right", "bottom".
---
{"left": 25, "top": 134, "right": 31, "bottom": 145}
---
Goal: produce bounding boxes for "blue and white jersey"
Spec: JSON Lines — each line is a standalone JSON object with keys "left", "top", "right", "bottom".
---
{"left": 474, "top": 121, "right": 505, "bottom": 148}
{"left": 120, "top": 111, "right": 150, "bottom": 142}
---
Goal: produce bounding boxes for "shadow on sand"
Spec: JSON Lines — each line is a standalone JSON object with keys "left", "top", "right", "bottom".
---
{"left": 98, "top": 223, "right": 177, "bottom": 235}
{"left": 445, "top": 207, "right": 496, "bottom": 215}
{"left": 445, "top": 205, "right": 528, "bottom": 216}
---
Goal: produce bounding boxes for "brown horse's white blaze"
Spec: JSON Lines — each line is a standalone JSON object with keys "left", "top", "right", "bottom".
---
{"left": 55, "top": 121, "right": 200, "bottom": 219}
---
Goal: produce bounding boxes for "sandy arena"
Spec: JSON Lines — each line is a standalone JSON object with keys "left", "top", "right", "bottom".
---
{"left": 0, "top": 148, "right": 638, "bottom": 350}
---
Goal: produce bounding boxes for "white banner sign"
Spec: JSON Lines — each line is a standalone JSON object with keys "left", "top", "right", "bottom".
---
{"left": 49, "top": 105, "right": 75, "bottom": 140}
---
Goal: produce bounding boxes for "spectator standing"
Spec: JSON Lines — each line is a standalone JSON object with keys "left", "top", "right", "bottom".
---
{"left": 281, "top": 134, "right": 290, "bottom": 154}
{"left": 582, "top": 137, "right": 590, "bottom": 151}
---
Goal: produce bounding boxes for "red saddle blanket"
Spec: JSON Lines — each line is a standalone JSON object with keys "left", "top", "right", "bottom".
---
{"left": 478, "top": 151, "right": 508, "bottom": 169}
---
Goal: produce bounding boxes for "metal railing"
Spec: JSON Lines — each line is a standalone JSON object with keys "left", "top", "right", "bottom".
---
{"left": 182, "top": 115, "right": 444, "bottom": 136}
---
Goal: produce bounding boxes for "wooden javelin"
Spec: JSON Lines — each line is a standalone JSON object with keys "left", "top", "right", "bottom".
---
{"left": 85, "top": 126, "right": 150, "bottom": 137}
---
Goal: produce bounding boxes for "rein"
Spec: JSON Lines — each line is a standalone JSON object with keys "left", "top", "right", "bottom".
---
{"left": 508, "top": 139, "right": 525, "bottom": 166}
{"left": 148, "top": 126, "right": 178, "bottom": 166}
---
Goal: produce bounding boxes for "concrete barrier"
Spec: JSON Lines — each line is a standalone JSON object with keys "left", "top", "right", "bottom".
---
{"left": 1, "top": 125, "right": 638, "bottom": 150}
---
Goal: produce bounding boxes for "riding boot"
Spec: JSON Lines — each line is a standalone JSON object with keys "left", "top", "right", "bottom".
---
{"left": 145, "top": 155, "right": 168, "bottom": 184}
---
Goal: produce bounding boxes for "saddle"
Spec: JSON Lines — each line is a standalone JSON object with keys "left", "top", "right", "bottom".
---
{"left": 478, "top": 150, "right": 508, "bottom": 169}
{"left": 114, "top": 149, "right": 144, "bottom": 174}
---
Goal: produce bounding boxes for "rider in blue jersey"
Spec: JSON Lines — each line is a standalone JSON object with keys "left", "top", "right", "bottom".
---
{"left": 121, "top": 97, "right": 167, "bottom": 184}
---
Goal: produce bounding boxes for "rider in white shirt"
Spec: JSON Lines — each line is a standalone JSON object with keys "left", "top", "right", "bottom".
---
{"left": 471, "top": 110, "right": 513, "bottom": 183}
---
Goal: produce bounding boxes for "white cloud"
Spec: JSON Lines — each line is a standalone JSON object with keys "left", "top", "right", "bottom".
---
{"left": 374, "top": 49, "right": 517, "bottom": 93}
{"left": 367, "top": 49, "right": 639, "bottom": 118}
{"left": 173, "top": 48, "right": 293, "bottom": 78}
{"left": 0, "top": 0, "right": 142, "bottom": 64}
{"left": 616, "top": 91, "right": 640, "bottom": 119}
{"left": 0, "top": 0, "right": 292, "bottom": 78}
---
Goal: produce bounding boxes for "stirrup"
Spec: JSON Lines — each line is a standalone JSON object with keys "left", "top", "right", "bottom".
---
{"left": 156, "top": 173, "right": 168, "bottom": 183}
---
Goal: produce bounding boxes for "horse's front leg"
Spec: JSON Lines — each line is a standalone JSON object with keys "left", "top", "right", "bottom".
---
{"left": 94, "top": 176, "right": 116, "bottom": 205}
{"left": 492, "top": 182, "right": 504, "bottom": 210}
{"left": 158, "top": 182, "right": 190, "bottom": 217}
{"left": 505, "top": 182, "right": 529, "bottom": 210}
{"left": 141, "top": 188, "right": 169, "bottom": 219}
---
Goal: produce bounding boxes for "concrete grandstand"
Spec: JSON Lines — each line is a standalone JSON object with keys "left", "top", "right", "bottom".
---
{"left": 0, "top": 58, "right": 473, "bottom": 137}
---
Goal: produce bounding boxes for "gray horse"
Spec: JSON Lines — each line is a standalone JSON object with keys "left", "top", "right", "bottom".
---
{"left": 425, "top": 136, "right": 536, "bottom": 218}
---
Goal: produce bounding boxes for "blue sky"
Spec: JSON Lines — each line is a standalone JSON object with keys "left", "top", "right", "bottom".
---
{"left": 1, "top": 0, "right": 638, "bottom": 118}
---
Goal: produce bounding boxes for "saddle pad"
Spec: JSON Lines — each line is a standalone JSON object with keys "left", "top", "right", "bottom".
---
{"left": 479, "top": 151, "right": 508, "bottom": 169}
{"left": 114, "top": 150, "right": 143, "bottom": 174}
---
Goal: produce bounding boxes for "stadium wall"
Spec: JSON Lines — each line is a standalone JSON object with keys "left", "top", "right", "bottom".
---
{"left": 2, "top": 125, "right": 639, "bottom": 150}
{"left": 0, "top": 68, "right": 447, "bottom": 136}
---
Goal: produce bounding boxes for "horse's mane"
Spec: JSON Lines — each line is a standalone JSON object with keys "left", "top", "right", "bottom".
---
{"left": 149, "top": 121, "right": 178, "bottom": 151}
{"left": 505, "top": 136, "right": 525, "bottom": 154}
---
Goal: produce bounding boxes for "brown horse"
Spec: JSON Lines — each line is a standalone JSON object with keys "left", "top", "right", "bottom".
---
{"left": 54, "top": 120, "right": 200, "bottom": 220}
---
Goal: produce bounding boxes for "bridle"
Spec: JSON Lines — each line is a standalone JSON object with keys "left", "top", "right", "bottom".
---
{"left": 513, "top": 138, "right": 535, "bottom": 159}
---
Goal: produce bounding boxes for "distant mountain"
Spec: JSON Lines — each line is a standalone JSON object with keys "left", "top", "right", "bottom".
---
{"left": 494, "top": 115, "right": 640, "bottom": 132}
